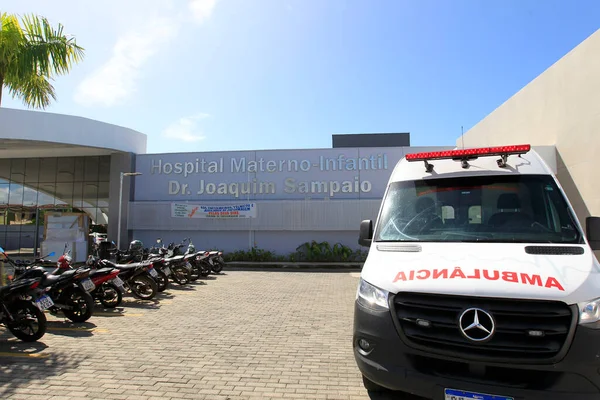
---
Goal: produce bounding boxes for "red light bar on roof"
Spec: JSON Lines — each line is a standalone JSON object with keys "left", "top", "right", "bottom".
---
{"left": 405, "top": 144, "right": 531, "bottom": 162}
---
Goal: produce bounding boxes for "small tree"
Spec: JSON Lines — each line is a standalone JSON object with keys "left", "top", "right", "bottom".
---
{"left": 0, "top": 13, "right": 84, "bottom": 109}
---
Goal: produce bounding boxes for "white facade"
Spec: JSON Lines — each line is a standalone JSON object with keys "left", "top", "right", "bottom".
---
{"left": 0, "top": 107, "right": 147, "bottom": 157}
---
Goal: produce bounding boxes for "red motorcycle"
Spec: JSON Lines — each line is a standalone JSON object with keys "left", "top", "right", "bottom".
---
{"left": 55, "top": 251, "right": 125, "bottom": 308}
{"left": 88, "top": 265, "right": 124, "bottom": 308}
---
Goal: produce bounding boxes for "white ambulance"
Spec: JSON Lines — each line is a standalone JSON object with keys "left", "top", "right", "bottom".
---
{"left": 354, "top": 144, "right": 600, "bottom": 400}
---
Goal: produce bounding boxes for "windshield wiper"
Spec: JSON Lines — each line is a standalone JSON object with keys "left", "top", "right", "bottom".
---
{"left": 441, "top": 231, "right": 493, "bottom": 240}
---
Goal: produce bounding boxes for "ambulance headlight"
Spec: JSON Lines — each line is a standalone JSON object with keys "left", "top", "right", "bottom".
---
{"left": 356, "top": 278, "right": 389, "bottom": 311}
{"left": 578, "top": 298, "right": 600, "bottom": 325}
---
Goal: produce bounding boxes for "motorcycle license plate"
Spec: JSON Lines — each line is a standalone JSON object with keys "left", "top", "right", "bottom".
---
{"left": 112, "top": 276, "right": 125, "bottom": 287}
{"left": 81, "top": 278, "right": 96, "bottom": 292}
{"left": 148, "top": 268, "right": 159, "bottom": 278}
{"left": 444, "top": 389, "right": 513, "bottom": 400}
{"left": 35, "top": 295, "right": 54, "bottom": 311}
{"left": 164, "top": 267, "right": 171, "bottom": 276}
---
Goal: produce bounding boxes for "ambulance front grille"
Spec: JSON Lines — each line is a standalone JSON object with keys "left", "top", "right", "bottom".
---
{"left": 393, "top": 292, "right": 575, "bottom": 362}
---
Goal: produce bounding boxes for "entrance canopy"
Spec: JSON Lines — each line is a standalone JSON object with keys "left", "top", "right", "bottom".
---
{"left": 0, "top": 108, "right": 147, "bottom": 257}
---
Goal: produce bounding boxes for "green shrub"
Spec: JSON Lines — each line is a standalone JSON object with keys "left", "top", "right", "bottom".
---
{"left": 222, "top": 241, "right": 368, "bottom": 263}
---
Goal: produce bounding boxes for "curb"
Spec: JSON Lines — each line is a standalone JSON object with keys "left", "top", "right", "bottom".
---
{"left": 224, "top": 261, "right": 363, "bottom": 271}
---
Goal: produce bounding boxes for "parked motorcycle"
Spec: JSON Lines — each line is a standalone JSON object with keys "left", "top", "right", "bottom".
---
{"left": 10, "top": 247, "right": 95, "bottom": 323}
{"left": 82, "top": 256, "right": 125, "bottom": 308}
{"left": 149, "top": 239, "right": 193, "bottom": 285}
{"left": 103, "top": 240, "right": 170, "bottom": 292}
{"left": 0, "top": 251, "right": 47, "bottom": 342}
{"left": 183, "top": 240, "right": 212, "bottom": 280}
{"left": 93, "top": 258, "right": 158, "bottom": 300}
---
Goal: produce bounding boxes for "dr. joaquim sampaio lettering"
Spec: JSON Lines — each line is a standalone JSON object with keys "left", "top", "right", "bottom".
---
{"left": 150, "top": 154, "right": 388, "bottom": 198}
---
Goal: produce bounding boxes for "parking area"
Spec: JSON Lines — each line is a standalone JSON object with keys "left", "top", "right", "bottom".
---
{"left": 0, "top": 270, "right": 416, "bottom": 400}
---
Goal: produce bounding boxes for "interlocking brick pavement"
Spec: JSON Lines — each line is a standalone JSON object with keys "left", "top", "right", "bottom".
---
{"left": 0, "top": 270, "right": 422, "bottom": 400}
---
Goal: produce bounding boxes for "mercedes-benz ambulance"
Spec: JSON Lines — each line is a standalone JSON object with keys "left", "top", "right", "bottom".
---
{"left": 354, "top": 144, "right": 600, "bottom": 400}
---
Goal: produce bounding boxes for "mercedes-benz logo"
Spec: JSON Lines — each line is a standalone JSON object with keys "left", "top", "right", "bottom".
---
{"left": 459, "top": 308, "right": 495, "bottom": 342}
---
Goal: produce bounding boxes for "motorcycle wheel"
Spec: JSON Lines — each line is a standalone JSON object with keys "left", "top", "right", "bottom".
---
{"left": 171, "top": 265, "right": 190, "bottom": 285}
{"left": 189, "top": 264, "right": 200, "bottom": 282}
{"left": 99, "top": 282, "right": 122, "bottom": 308}
{"left": 130, "top": 275, "right": 157, "bottom": 300}
{"left": 156, "top": 270, "right": 169, "bottom": 292}
{"left": 199, "top": 261, "right": 211, "bottom": 277}
{"left": 7, "top": 300, "right": 47, "bottom": 342}
{"left": 211, "top": 261, "right": 224, "bottom": 274}
{"left": 62, "top": 287, "right": 95, "bottom": 323}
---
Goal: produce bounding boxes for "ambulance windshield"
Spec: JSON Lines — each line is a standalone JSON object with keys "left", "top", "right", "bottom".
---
{"left": 374, "top": 174, "right": 583, "bottom": 244}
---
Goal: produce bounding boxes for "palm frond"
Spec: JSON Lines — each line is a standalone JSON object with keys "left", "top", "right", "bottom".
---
{"left": 20, "top": 14, "right": 85, "bottom": 76}
{"left": 6, "top": 73, "right": 56, "bottom": 109}
{"left": 0, "top": 12, "right": 84, "bottom": 109}
{"left": 0, "top": 13, "right": 24, "bottom": 71}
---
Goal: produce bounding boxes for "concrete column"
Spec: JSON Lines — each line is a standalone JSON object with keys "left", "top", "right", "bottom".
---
{"left": 108, "top": 152, "right": 136, "bottom": 249}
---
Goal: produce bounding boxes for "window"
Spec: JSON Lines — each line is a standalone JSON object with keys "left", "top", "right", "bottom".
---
{"left": 468, "top": 205, "right": 482, "bottom": 224}
{"left": 441, "top": 205, "right": 455, "bottom": 222}
{"left": 374, "top": 174, "right": 582, "bottom": 244}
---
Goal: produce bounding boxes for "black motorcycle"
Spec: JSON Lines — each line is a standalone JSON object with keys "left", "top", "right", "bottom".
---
{"left": 101, "top": 240, "right": 170, "bottom": 293}
{"left": 10, "top": 251, "right": 95, "bottom": 323}
{"left": 94, "top": 259, "right": 158, "bottom": 300}
{"left": 149, "top": 239, "right": 193, "bottom": 285}
{"left": 0, "top": 251, "right": 47, "bottom": 342}
{"left": 183, "top": 240, "right": 212, "bottom": 280}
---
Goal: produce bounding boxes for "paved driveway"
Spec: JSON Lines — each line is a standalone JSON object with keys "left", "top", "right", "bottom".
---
{"left": 0, "top": 270, "right": 421, "bottom": 400}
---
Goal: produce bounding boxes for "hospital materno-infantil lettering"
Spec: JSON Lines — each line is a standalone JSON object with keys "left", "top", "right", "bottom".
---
{"left": 151, "top": 154, "right": 388, "bottom": 176}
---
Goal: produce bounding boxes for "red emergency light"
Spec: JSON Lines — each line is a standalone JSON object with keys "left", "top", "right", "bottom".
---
{"left": 405, "top": 144, "right": 531, "bottom": 171}
{"left": 406, "top": 144, "right": 531, "bottom": 161}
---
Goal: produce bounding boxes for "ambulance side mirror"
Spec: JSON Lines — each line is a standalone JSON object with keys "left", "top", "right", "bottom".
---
{"left": 586, "top": 217, "right": 600, "bottom": 250}
{"left": 359, "top": 220, "right": 373, "bottom": 247}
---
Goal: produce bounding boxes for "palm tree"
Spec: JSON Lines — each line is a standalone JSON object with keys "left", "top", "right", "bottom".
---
{"left": 0, "top": 13, "right": 84, "bottom": 109}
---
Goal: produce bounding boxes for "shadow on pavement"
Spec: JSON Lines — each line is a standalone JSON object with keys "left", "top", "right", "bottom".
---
{"left": 167, "top": 285, "right": 196, "bottom": 291}
{"left": 120, "top": 299, "right": 161, "bottom": 310}
{"left": 0, "top": 338, "right": 48, "bottom": 354}
{"left": 0, "top": 343, "right": 86, "bottom": 398}
{"left": 92, "top": 306, "right": 127, "bottom": 317}
{"left": 45, "top": 320, "right": 97, "bottom": 338}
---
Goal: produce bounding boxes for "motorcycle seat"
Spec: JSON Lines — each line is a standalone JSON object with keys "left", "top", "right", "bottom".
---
{"left": 102, "top": 260, "right": 149, "bottom": 270}
{"left": 40, "top": 274, "right": 65, "bottom": 287}
{"left": 89, "top": 267, "right": 115, "bottom": 277}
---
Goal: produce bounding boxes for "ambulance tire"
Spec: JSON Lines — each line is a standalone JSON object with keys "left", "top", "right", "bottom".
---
{"left": 362, "top": 375, "right": 386, "bottom": 392}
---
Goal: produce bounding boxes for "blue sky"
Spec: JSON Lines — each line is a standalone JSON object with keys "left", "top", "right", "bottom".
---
{"left": 2, "top": 0, "right": 599, "bottom": 154}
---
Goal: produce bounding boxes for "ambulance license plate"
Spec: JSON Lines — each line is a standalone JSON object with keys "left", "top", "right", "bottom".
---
{"left": 444, "top": 389, "right": 513, "bottom": 400}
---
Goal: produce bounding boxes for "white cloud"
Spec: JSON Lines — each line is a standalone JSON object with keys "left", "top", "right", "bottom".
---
{"left": 189, "top": 0, "right": 219, "bottom": 23}
{"left": 74, "top": 0, "right": 219, "bottom": 107}
{"left": 74, "top": 17, "right": 178, "bottom": 107}
{"left": 163, "top": 113, "right": 210, "bottom": 142}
